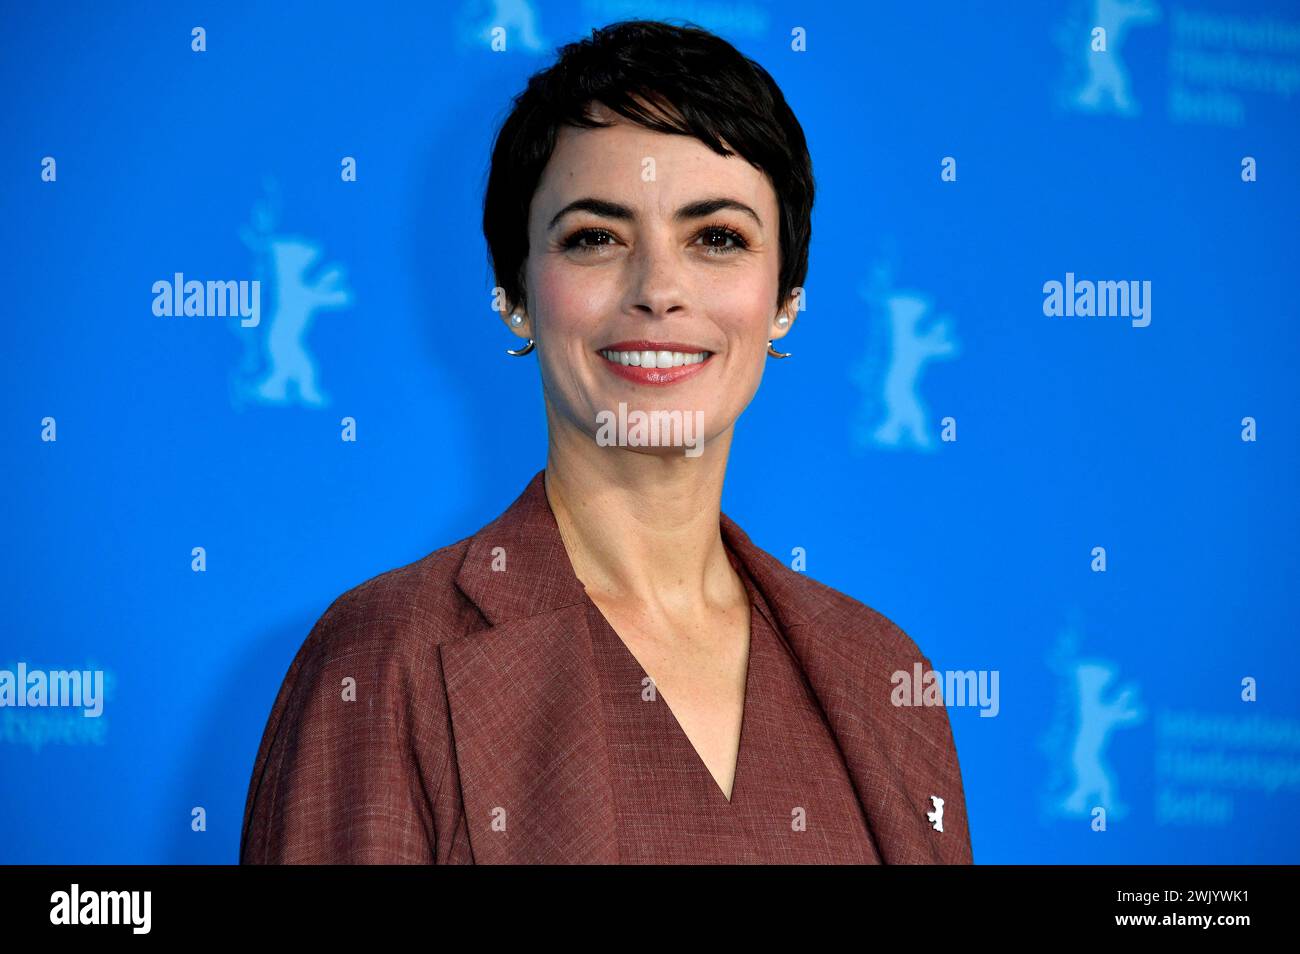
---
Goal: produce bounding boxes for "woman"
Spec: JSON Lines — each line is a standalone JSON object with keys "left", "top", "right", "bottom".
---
{"left": 241, "top": 19, "right": 973, "bottom": 865}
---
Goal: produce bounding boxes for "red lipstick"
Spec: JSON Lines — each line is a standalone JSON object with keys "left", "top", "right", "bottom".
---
{"left": 597, "top": 341, "right": 714, "bottom": 387}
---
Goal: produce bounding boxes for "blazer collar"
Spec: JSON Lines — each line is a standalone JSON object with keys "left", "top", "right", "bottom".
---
{"left": 441, "top": 469, "right": 968, "bottom": 864}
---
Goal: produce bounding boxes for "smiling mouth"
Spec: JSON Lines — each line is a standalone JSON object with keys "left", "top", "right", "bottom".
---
{"left": 598, "top": 348, "right": 712, "bottom": 368}
{"left": 596, "top": 341, "right": 715, "bottom": 385}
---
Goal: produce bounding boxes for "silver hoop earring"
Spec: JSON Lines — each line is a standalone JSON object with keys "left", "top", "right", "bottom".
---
{"left": 767, "top": 340, "right": 792, "bottom": 358}
{"left": 505, "top": 311, "right": 534, "bottom": 355}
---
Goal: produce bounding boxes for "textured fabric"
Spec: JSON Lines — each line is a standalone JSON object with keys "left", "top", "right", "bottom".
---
{"left": 589, "top": 545, "right": 880, "bottom": 864}
{"left": 240, "top": 468, "right": 975, "bottom": 864}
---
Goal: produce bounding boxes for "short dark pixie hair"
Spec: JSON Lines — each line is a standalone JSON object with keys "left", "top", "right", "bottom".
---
{"left": 483, "top": 19, "right": 814, "bottom": 316}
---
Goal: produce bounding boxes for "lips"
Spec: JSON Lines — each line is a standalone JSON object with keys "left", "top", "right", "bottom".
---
{"left": 597, "top": 340, "right": 714, "bottom": 386}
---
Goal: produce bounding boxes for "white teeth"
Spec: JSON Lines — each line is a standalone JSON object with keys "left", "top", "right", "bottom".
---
{"left": 599, "top": 349, "right": 710, "bottom": 369}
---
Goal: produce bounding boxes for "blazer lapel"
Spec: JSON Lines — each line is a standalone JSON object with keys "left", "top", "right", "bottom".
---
{"left": 441, "top": 468, "right": 969, "bottom": 864}
{"left": 442, "top": 471, "right": 618, "bottom": 864}
{"left": 438, "top": 602, "right": 618, "bottom": 864}
{"left": 720, "top": 515, "right": 971, "bottom": 864}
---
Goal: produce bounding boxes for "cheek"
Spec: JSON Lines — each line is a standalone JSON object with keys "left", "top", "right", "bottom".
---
{"left": 532, "top": 260, "right": 618, "bottom": 339}
{"left": 699, "top": 268, "right": 773, "bottom": 338}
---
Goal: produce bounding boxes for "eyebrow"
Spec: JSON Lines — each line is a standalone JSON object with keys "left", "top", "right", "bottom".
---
{"left": 546, "top": 196, "right": 763, "bottom": 231}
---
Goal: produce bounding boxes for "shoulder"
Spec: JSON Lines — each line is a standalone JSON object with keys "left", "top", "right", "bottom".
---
{"left": 742, "top": 534, "right": 939, "bottom": 672}
{"left": 803, "top": 574, "right": 937, "bottom": 667}
{"left": 263, "top": 533, "right": 487, "bottom": 731}
{"left": 241, "top": 536, "right": 480, "bottom": 863}
{"left": 299, "top": 535, "right": 483, "bottom": 666}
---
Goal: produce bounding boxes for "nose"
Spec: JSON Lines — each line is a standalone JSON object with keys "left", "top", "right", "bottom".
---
{"left": 625, "top": 231, "right": 686, "bottom": 319}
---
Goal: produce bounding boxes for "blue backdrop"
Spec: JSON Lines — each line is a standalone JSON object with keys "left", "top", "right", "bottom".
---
{"left": 3, "top": 0, "right": 1298, "bottom": 864}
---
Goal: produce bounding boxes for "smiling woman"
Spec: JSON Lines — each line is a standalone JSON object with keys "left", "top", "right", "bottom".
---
{"left": 240, "top": 18, "right": 974, "bottom": 866}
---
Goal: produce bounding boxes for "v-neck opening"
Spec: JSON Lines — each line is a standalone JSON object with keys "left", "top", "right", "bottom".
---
{"left": 583, "top": 590, "right": 758, "bottom": 809}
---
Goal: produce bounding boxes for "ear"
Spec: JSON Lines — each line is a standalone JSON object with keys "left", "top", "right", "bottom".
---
{"left": 498, "top": 276, "right": 531, "bottom": 338}
{"left": 771, "top": 288, "right": 801, "bottom": 339}
{"left": 500, "top": 271, "right": 532, "bottom": 338}
{"left": 499, "top": 303, "right": 531, "bottom": 339}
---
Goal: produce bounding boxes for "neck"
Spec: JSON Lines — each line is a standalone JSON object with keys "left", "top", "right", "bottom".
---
{"left": 542, "top": 404, "right": 743, "bottom": 615}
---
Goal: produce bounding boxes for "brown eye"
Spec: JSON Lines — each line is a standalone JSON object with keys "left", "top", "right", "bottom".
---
{"left": 563, "top": 228, "right": 617, "bottom": 250}
{"left": 696, "top": 226, "right": 747, "bottom": 254}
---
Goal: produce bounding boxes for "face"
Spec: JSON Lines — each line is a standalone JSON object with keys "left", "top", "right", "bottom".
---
{"left": 508, "top": 101, "right": 797, "bottom": 457}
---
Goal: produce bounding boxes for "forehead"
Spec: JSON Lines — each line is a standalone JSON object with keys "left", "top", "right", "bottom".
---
{"left": 533, "top": 104, "right": 776, "bottom": 216}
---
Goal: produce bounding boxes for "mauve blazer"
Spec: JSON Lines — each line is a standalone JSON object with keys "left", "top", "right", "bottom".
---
{"left": 240, "top": 469, "right": 975, "bottom": 864}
